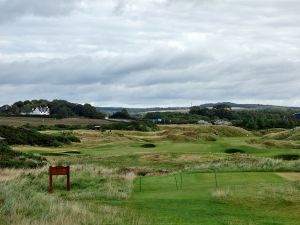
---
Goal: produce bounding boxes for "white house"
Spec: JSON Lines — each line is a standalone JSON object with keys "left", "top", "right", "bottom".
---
{"left": 214, "top": 120, "right": 232, "bottom": 126}
{"left": 21, "top": 106, "right": 50, "bottom": 116}
{"left": 197, "top": 120, "right": 212, "bottom": 125}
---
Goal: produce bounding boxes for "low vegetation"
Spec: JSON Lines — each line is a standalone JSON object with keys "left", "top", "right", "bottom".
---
{"left": 0, "top": 116, "right": 110, "bottom": 127}
{"left": 224, "top": 148, "right": 246, "bottom": 154}
{"left": 100, "top": 120, "right": 158, "bottom": 132}
{"left": 0, "top": 144, "right": 46, "bottom": 168}
{"left": 0, "top": 125, "right": 80, "bottom": 147}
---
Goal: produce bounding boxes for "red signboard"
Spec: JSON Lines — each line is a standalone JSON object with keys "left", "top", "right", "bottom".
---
{"left": 49, "top": 166, "right": 70, "bottom": 193}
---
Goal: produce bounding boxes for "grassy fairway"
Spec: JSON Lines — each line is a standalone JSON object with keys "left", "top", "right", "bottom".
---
{"left": 129, "top": 172, "right": 300, "bottom": 225}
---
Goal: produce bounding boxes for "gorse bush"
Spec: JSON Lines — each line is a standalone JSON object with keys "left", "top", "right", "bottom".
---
{"left": 141, "top": 143, "right": 156, "bottom": 148}
{"left": 225, "top": 149, "right": 246, "bottom": 154}
{"left": 0, "top": 143, "right": 46, "bottom": 168}
{"left": 99, "top": 120, "right": 158, "bottom": 132}
{"left": 0, "top": 125, "right": 80, "bottom": 147}
{"left": 275, "top": 154, "right": 300, "bottom": 161}
{"left": 22, "top": 123, "right": 84, "bottom": 131}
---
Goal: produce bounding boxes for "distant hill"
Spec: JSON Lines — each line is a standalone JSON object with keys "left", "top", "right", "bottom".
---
{"left": 97, "top": 107, "right": 190, "bottom": 115}
{"left": 199, "top": 102, "right": 300, "bottom": 110}
{"left": 98, "top": 102, "right": 300, "bottom": 115}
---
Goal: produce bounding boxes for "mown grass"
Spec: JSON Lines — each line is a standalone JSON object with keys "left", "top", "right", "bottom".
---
{"left": 129, "top": 172, "right": 300, "bottom": 225}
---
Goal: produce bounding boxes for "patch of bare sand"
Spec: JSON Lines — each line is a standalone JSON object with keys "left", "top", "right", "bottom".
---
{"left": 140, "top": 154, "right": 170, "bottom": 161}
{"left": 176, "top": 154, "right": 202, "bottom": 162}
{"left": 277, "top": 173, "right": 300, "bottom": 181}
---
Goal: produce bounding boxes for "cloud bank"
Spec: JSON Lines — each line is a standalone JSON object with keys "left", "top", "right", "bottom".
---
{"left": 0, "top": 0, "right": 299, "bottom": 107}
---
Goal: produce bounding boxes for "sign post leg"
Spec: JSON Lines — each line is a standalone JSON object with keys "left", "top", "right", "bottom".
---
{"left": 49, "top": 174, "right": 53, "bottom": 193}
{"left": 67, "top": 173, "right": 70, "bottom": 191}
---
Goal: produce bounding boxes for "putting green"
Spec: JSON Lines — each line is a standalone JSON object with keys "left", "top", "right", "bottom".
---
{"left": 128, "top": 172, "right": 300, "bottom": 225}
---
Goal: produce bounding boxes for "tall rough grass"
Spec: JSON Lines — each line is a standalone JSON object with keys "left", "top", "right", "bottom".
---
{"left": 219, "top": 182, "right": 300, "bottom": 205}
{"left": 186, "top": 154, "right": 300, "bottom": 172}
{"left": 0, "top": 166, "right": 147, "bottom": 225}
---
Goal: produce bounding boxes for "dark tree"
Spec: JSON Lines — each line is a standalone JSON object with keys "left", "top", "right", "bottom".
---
{"left": 110, "top": 109, "right": 131, "bottom": 119}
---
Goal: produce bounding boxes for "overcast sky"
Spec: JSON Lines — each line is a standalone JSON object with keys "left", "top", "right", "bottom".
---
{"left": 0, "top": 0, "right": 299, "bottom": 107}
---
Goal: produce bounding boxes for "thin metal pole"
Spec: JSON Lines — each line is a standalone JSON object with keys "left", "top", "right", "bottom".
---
{"left": 180, "top": 173, "right": 183, "bottom": 190}
{"left": 174, "top": 175, "right": 178, "bottom": 190}
{"left": 139, "top": 176, "right": 142, "bottom": 192}
{"left": 214, "top": 169, "right": 218, "bottom": 189}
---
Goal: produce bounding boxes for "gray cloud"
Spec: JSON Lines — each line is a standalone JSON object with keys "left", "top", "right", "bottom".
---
{"left": 0, "top": 0, "right": 79, "bottom": 22}
{"left": 0, "top": 0, "right": 300, "bottom": 107}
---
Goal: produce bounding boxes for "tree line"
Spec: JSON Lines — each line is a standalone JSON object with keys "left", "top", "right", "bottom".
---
{"left": 190, "top": 104, "right": 300, "bottom": 129}
{"left": 144, "top": 104, "right": 300, "bottom": 129}
{"left": 0, "top": 99, "right": 106, "bottom": 119}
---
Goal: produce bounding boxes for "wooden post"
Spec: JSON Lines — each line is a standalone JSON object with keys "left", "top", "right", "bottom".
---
{"left": 49, "top": 168, "right": 53, "bottom": 193}
{"left": 67, "top": 166, "right": 70, "bottom": 191}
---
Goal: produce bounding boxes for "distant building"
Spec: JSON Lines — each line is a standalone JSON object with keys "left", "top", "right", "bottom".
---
{"left": 0, "top": 136, "right": 5, "bottom": 142}
{"left": 21, "top": 106, "right": 50, "bottom": 116}
{"left": 152, "top": 118, "right": 163, "bottom": 123}
{"left": 197, "top": 120, "right": 212, "bottom": 125}
{"left": 214, "top": 120, "right": 232, "bottom": 126}
{"left": 294, "top": 113, "right": 300, "bottom": 119}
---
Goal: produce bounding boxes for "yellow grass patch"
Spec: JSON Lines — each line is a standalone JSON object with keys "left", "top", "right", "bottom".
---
{"left": 0, "top": 167, "right": 46, "bottom": 182}
{"left": 176, "top": 154, "right": 202, "bottom": 162}
{"left": 276, "top": 173, "right": 300, "bottom": 181}
{"left": 0, "top": 169, "right": 22, "bottom": 182}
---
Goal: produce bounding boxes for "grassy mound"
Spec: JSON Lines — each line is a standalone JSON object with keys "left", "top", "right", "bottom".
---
{"left": 264, "top": 127, "right": 300, "bottom": 141}
{"left": 0, "top": 144, "right": 46, "bottom": 168}
{"left": 0, "top": 125, "right": 80, "bottom": 147}
{"left": 158, "top": 125, "right": 252, "bottom": 142}
{"left": 247, "top": 139, "right": 299, "bottom": 149}
{"left": 160, "top": 125, "right": 252, "bottom": 137}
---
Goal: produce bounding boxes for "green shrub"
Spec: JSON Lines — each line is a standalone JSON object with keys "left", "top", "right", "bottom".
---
{"left": 141, "top": 143, "right": 156, "bottom": 148}
{"left": 275, "top": 154, "right": 300, "bottom": 161}
{"left": 0, "top": 144, "right": 46, "bottom": 168}
{"left": 224, "top": 149, "right": 246, "bottom": 154}
{"left": 0, "top": 125, "right": 80, "bottom": 147}
{"left": 99, "top": 120, "right": 158, "bottom": 132}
